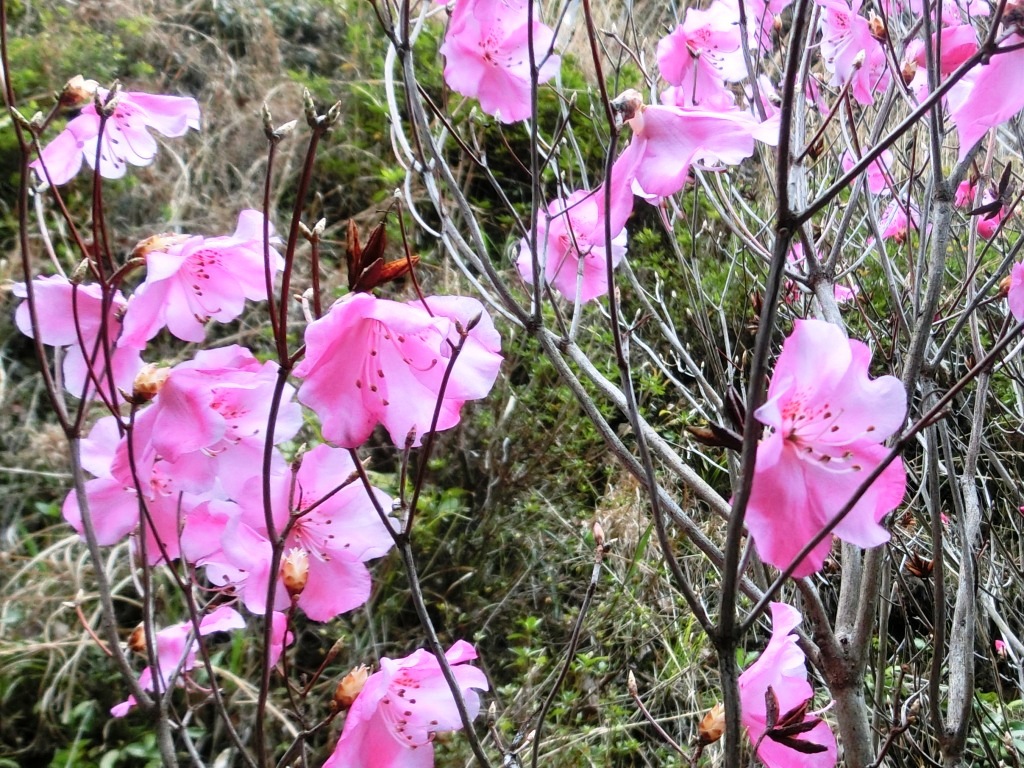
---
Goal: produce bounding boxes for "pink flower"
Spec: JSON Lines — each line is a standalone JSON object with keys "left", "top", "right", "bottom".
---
{"left": 62, "top": 415, "right": 171, "bottom": 550}
{"left": 948, "top": 33, "right": 1024, "bottom": 161}
{"left": 515, "top": 174, "right": 634, "bottom": 302}
{"left": 738, "top": 603, "right": 837, "bottom": 768}
{"left": 194, "top": 444, "right": 395, "bottom": 622}
{"left": 30, "top": 87, "right": 200, "bottom": 186}
{"left": 955, "top": 177, "right": 976, "bottom": 208}
{"left": 995, "top": 639, "right": 1008, "bottom": 657}
{"left": 816, "top": 0, "right": 890, "bottom": 105}
{"left": 879, "top": 198, "right": 921, "bottom": 243}
{"left": 323, "top": 640, "right": 489, "bottom": 768}
{"left": 721, "top": 0, "right": 793, "bottom": 53}
{"left": 120, "top": 210, "right": 284, "bottom": 346}
{"left": 841, "top": 148, "right": 893, "bottom": 195}
{"left": 1007, "top": 262, "right": 1024, "bottom": 321}
{"left": 294, "top": 293, "right": 503, "bottom": 448}
{"left": 903, "top": 25, "right": 977, "bottom": 100}
{"left": 111, "top": 606, "right": 245, "bottom": 717}
{"left": 975, "top": 188, "right": 1011, "bottom": 240}
{"left": 656, "top": 3, "right": 746, "bottom": 109}
{"left": 439, "top": 0, "right": 560, "bottom": 123}
{"left": 13, "top": 275, "right": 143, "bottom": 403}
{"left": 615, "top": 90, "right": 779, "bottom": 200}
{"left": 110, "top": 346, "right": 302, "bottom": 504}
{"left": 745, "top": 319, "right": 906, "bottom": 576}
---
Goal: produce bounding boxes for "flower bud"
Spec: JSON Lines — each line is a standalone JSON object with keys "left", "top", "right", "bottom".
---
{"left": 592, "top": 520, "right": 606, "bottom": 549}
{"left": 281, "top": 547, "right": 309, "bottom": 598}
{"left": 98, "top": 81, "right": 123, "bottom": 117}
{"left": 610, "top": 89, "right": 644, "bottom": 126}
{"left": 128, "top": 624, "right": 147, "bottom": 654}
{"left": 333, "top": 664, "right": 370, "bottom": 710}
{"left": 868, "top": 13, "right": 886, "bottom": 41}
{"left": 59, "top": 75, "right": 99, "bottom": 109}
{"left": 901, "top": 58, "right": 918, "bottom": 86}
{"left": 132, "top": 233, "right": 190, "bottom": 260}
{"left": 303, "top": 88, "right": 318, "bottom": 127}
{"left": 627, "top": 669, "right": 638, "bottom": 696}
{"left": 698, "top": 702, "right": 726, "bottom": 745}
{"left": 999, "top": 274, "right": 1013, "bottom": 298}
{"left": 131, "top": 364, "right": 171, "bottom": 403}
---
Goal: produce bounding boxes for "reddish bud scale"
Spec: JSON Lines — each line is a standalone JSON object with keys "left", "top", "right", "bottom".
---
{"left": 333, "top": 665, "right": 370, "bottom": 710}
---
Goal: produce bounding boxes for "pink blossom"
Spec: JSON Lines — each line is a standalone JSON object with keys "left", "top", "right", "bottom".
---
{"left": 112, "top": 346, "right": 301, "bottom": 496}
{"left": 1007, "top": 262, "right": 1024, "bottom": 321}
{"left": 323, "top": 640, "right": 489, "bottom": 768}
{"left": 194, "top": 444, "right": 395, "bottom": 622}
{"left": 439, "top": 0, "right": 560, "bottom": 123}
{"left": 904, "top": 25, "right": 977, "bottom": 100}
{"left": 615, "top": 91, "right": 779, "bottom": 200}
{"left": 955, "top": 177, "right": 976, "bottom": 208}
{"left": 294, "top": 293, "right": 502, "bottom": 448}
{"left": 31, "top": 87, "right": 200, "bottom": 186}
{"left": 816, "top": 0, "right": 890, "bottom": 105}
{"left": 975, "top": 188, "right": 1011, "bottom": 240}
{"left": 948, "top": 33, "right": 1024, "bottom": 161}
{"left": 121, "top": 210, "right": 284, "bottom": 346}
{"left": 879, "top": 198, "right": 921, "bottom": 243}
{"left": 111, "top": 606, "right": 245, "bottom": 717}
{"left": 656, "top": 3, "right": 745, "bottom": 109}
{"left": 13, "top": 275, "right": 143, "bottom": 403}
{"left": 745, "top": 319, "right": 906, "bottom": 577}
{"left": 996, "top": 639, "right": 1008, "bottom": 657}
{"left": 721, "top": 0, "right": 793, "bottom": 53}
{"left": 63, "top": 413, "right": 241, "bottom": 565}
{"left": 841, "top": 148, "right": 893, "bottom": 195}
{"left": 515, "top": 173, "right": 634, "bottom": 302}
{"left": 738, "top": 603, "right": 837, "bottom": 767}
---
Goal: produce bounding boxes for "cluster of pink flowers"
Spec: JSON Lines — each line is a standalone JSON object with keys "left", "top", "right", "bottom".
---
{"left": 515, "top": 84, "right": 778, "bottom": 303}
{"left": 20, "top": 80, "right": 501, "bottom": 764}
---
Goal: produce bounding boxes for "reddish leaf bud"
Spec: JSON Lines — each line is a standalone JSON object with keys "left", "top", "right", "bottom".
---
{"left": 128, "top": 624, "right": 146, "bottom": 654}
{"left": 868, "top": 13, "right": 886, "bottom": 41}
{"left": 999, "top": 274, "right": 1013, "bottom": 298}
{"left": 901, "top": 58, "right": 918, "bottom": 86}
{"left": 132, "top": 233, "right": 190, "bottom": 261}
{"left": 699, "top": 703, "right": 726, "bottom": 745}
{"left": 131, "top": 364, "right": 170, "bottom": 403}
{"left": 59, "top": 75, "right": 99, "bottom": 109}
{"left": 333, "top": 664, "right": 370, "bottom": 710}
